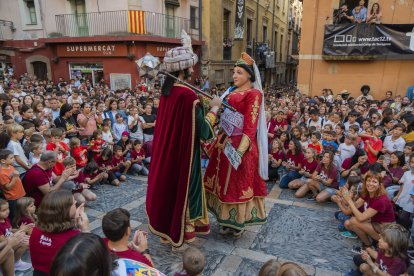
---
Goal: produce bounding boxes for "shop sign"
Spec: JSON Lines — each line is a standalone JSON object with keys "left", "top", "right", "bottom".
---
{"left": 57, "top": 44, "right": 128, "bottom": 57}
{"left": 146, "top": 44, "right": 177, "bottom": 57}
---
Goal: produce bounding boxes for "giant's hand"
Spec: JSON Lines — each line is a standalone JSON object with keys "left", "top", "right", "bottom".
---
{"left": 209, "top": 96, "right": 222, "bottom": 108}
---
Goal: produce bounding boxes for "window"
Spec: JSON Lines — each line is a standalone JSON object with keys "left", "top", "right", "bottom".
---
{"left": 280, "top": 34, "right": 284, "bottom": 61}
{"left": 190, "top": 6, "right": 199, "bottom": 29}
{"left": 274, "top": 30, "right": 278, "bottom": 52}
{"left": 246, "top": 18, "right": 253, "bottom": 43}
{"left": 223, "top": 9, "right": 230, "bottom": 39}
{"left": 262, "top": 25, "right": 267, "bottom": 43}
{"left": 26, "top": 0, "right": 37, "bottom": 25}
{"left": 166, "top": 5, "right": 176, "bottom": 37}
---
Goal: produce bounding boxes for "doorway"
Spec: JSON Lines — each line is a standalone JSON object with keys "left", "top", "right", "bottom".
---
{"left": 32, "top": 61, "right": 48, "bottom": 80}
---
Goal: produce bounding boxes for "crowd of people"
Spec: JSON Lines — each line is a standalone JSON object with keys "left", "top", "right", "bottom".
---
{"left": 0, "top": 62, "right": 414, "bottom": 276}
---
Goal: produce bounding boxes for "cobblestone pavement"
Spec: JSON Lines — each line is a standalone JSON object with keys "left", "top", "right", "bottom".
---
{"left": 18, "top": 176, "right": 360, "bottom": 276}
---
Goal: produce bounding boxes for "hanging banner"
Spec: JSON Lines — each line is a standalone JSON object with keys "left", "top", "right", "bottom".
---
{"left": 323, "top": 24, "right": 414, "bottom": 60}
{"left": 234, "top": 0, "right": 245, "bottom": 40}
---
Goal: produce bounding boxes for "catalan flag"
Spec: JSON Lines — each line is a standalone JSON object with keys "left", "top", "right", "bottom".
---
{"left": 128, "top": 10, "right": 146, "bottom": 34}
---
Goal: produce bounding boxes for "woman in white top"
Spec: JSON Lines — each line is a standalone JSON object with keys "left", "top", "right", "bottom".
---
{"left": 366, "top": 3, "right": 382, "bottom": 24}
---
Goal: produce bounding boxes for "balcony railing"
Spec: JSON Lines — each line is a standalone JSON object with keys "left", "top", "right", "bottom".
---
{"left": 0, "top": 20, "right": 15, "bottom": 40}
{"left": 55, "top": 10, "right": 191, "bottom": 39}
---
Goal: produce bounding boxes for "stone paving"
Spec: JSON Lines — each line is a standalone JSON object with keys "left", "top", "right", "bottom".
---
{"left": 18, "top": 176, "right": 361, "bottom": 276}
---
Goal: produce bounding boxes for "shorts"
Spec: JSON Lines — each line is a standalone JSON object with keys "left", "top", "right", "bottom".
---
{"left": 318, "top": 182, "right": 337, "bottom": 196}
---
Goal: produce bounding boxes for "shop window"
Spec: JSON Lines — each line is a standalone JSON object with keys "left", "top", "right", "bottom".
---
{"left": 69, "top": 63, "right": 103, "bottom": 86}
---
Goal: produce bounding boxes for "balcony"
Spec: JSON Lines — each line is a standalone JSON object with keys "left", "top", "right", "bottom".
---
{"left": 0, "top": 20, "right": 15, "bottom": 40}
{"left": 55, "top": 10, "right": 191, "bottom": 39}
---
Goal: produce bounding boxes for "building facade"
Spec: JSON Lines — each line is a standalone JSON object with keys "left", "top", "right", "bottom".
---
{"left": 0, "top": 0, "right": 202, "bottom": 88}
{"left": 201, "top": 0, "right": 291, "bottom": 89}
{"left": 285, "top": 0, "right": 302, "bottom": 84}
{"left": 297, "top": 0, "right": 414, "bottom": 99}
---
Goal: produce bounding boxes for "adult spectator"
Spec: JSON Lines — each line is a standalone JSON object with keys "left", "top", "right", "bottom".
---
{"left": 50, "top": 233, "right": 114, "bottom": 276}
{"left": 352, "top": 0, "right": 367, "bottom": 23}
{"left": 102, "top": 208, "right": 153, "bottom": 267}
{"left": 20, "top": 105, "right": 35, "bottom": 124}
{"left": 128, "top": 105, "right": 144, "bottom": 142}
{"left": 341, "top": 172, "right": 395, "bottom": 248}
{"left": 335, "top": 4, "right": 354, "bottom": 24}
{"left": 77, "top": 102, "right": 97, "bottom": 140}
{"left": 22, "top": 151, "right": 74, "bottom": 207}
{"left": 54, "top": 104, "right": 79, "bottom": 139}
{"left": 29, "top": 190, "right": 89, "bottom": 275}
{"left": 366, "top": 2, "right": 382, "bottom": 24}
{"left": 356, "top": 85, "right": 373, "bottom": 102}
{"left": 48, "top": 98, "right": 60, "bottom": 121}
{"left": 141, "top": 104, "right": 156, "bottom": 142}
{"left": 307, "top": 109, "right": 323, "bottom": 131}
{"left": 105, "top": 99, "right": 127, "bottom": 126}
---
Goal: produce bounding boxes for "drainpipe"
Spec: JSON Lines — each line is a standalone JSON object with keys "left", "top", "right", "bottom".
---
{"left": 271, "top": 0, "right": 276, "bottom": 83}
{"left": 255, "top": 0, "right": 259, "bottom": 59}
{"left": 198, "top": 0, "right": 202, "bottom": 59}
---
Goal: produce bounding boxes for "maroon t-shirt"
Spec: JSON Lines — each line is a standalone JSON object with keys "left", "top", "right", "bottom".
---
{"left": 361, "top": 194, "right": 395, "bottom": 223}
{"left": 285, "top": 151, "right": 304, "bottom": 169}
{"left": 302, "top": 159, "right": 318, "bottom": 174}
{"left": 341, "top": 158, "right": 370, "bottom": 175}
{"left": 95, "top": 155, "right": 112, "bottom": 169}
{"left": 316, "top": 164, "right": 339, "bottom": 189}
{"left": 29, "top": 226, "right": 80, "bottom": 273}
{"left": 0, "top": 218, "right": 12, "bottom": 237}
{"left": 19, "top": 216, "right": 34, "bottom": 227}
{"left": 375, "top": 250, "right": 408, "bottom": 276}
{"left": 130, "top": 148, "right": 146, "bottom": 164}
{"left": 23, "top": 164, "right": 53, "bottom": 207}
{"left": 103, "top": 238, "right": 152, "bottom": 267}
{"left": 270, "top": 150, "right": 284, "bottom": 161}
{"left": 111, "top": 156, "right": 125, "bottom": 172}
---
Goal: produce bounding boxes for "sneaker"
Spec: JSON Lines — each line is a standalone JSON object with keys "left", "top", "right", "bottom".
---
{"left": 90, "top": 185, "right": 99, "bottom": 191}
{"left": 307, "top": 195, "right": 316, "bottom": 201}
{"left": 14, "top": 260, "right": 32, "bottom": 271}
{"left": 351, "top": 246, "right": 363, "bottom": 254}
{"left": 408, "top": 245, "right": 414, "bottom": 254}
{"left": 340, "top": 231, "right": 358, "bottom": 239}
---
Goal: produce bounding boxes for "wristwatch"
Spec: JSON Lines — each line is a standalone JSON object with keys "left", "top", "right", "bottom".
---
{"left": 140, "top": 249, "right": 150, "bottom": 255}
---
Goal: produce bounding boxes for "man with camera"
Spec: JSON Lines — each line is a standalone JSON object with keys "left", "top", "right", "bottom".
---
{"left": 334, "top": 4, "right": 354, "bottom": 24}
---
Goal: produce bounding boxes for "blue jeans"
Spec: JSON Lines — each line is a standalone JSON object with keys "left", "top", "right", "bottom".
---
{"left": 131, "top": 163, "right": 149, "bottom": 176}
{"left": 279, "top": 170, "right": 301, "bottom": 188}
{"left": 201, "top": 159, "right": 209, "bottom": 169}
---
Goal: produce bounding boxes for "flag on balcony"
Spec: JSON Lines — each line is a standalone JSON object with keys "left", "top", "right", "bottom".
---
{"left": 128, "top": 10, "right": 146, "bottom": 34}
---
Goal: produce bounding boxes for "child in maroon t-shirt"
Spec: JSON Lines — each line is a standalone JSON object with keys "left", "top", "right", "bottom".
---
{"left": 102, "top": 208, "right": 153, "bottom": 267}
{"left": 111, "top": 145, "right": 131, "bottom": 181}
{"left": 0, "top": 199, "right": 32, "bottom": 271}
{"left": 130, "top": 140, "right": 149, "bottom": 176}
{"left": 95, "top": 148, "right": 119, "bottom": 186}
{"left": 12, "top": 197, "right": 37, "bottom": 232}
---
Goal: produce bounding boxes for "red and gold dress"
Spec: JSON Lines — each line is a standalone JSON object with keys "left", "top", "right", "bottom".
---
{"left": 204, "top": 88, "right": 267, "bottom": 230}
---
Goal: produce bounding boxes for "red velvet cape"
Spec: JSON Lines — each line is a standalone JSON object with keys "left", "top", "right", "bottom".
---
{"left": 146, "top": 85, "right": 198, "bottom": 247}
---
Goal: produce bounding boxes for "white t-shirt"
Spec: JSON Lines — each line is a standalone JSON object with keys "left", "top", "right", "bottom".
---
{"left": 338, "top": 143, "right": 356, "bottom": 162}
{"left": 383, "top": 135, "right": 406, "bottom": 153}
{"left": 102, "top": 130, "right": 114, "bottom": 144}
{"left": 128, "top": 115, "right": 144, "bottom": 142}
{"left": 6, "top": 140, "right": 29, "bottom": 173}
{"left": 307, "top": 117, "right": 323, "bottom": 130}
{"left": 397, "top": 171, "right": 414, "bottom": 213}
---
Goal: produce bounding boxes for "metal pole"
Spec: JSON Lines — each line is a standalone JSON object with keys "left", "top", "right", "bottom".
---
{"left": 158, "top": 71, "right": 236, "bottom": 111}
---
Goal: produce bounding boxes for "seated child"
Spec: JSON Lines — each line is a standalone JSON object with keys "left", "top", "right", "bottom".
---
{"left": 12, "top": 197, "right": 37, "bottom": 233}
{"left": 321, "top": 130, "right": 338, "bottom": 153}
{"left": 352, "top": 224, "right": 409, "bottom": 276}
{"left": 0, "top": 149, "right": 27, "bottom": 222}
{"left": 29, "top": 142, "right": 42, "bottom": 165}
{"left": 69, "top": 137, "right": 89, "bottom": 169}
{"left": 95, "top": 147, "right": 120, "bottom": 186}
{"left": 130, "top": 140, "right": 149, "bottom": 176}
{"left": 268, "top": 139, "right": 285, "bottom": 180}
{"left": 46, "top": 128, "right": 70, "bottom": 176}
{"left": 308, "top": 132, "right": 322, "bottom": 155}
{"left": 102, "top": 208, "right": 153, "bottom": 267}
{"left": 174, "top": 247, "right": 206, "bottom": 276}
{"left": 112, "top": 145, "right": 131, "bottom": 182}
{"left": 62, "top": 157, "right": 97, "bottom": 205}
{"left": 83, "top": 161, "right": 108, "bottom": 189}
{"left": 0, "top": 199, "right": 32, "bottom": 272}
